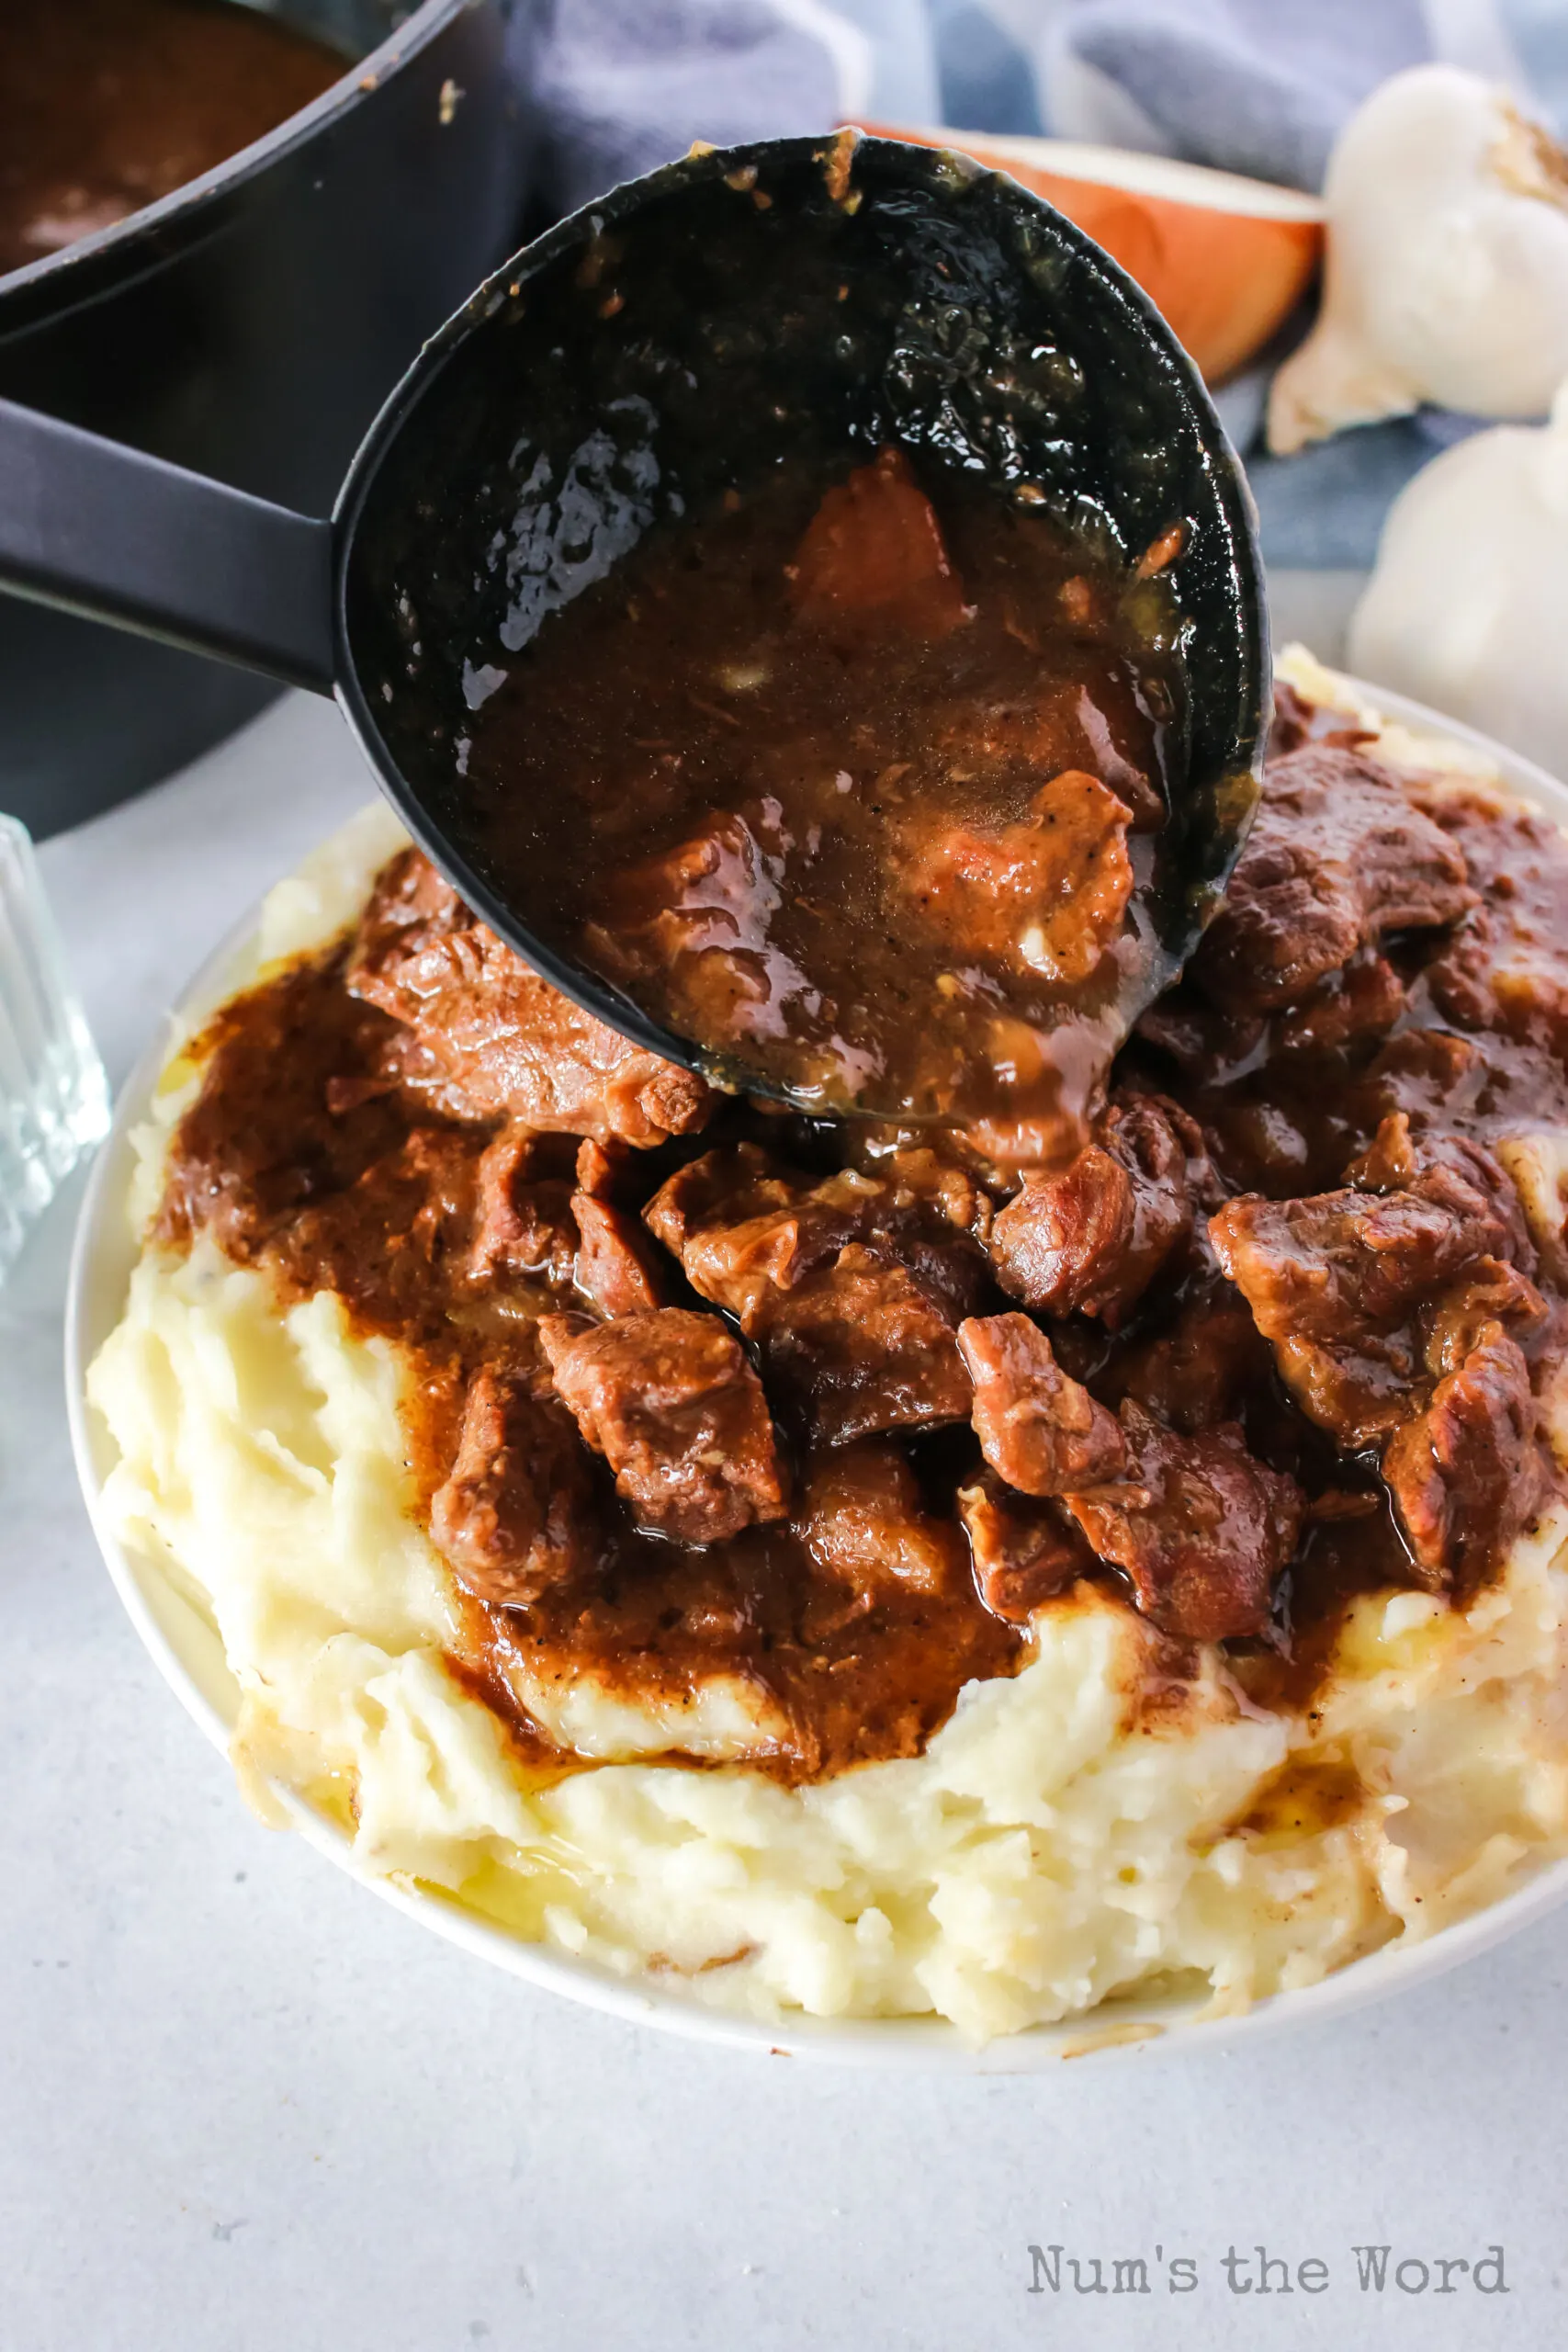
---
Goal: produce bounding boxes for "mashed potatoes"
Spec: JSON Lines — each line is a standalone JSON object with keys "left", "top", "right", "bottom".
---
{"left": 85, "top": 655, "right": 1568, "bottom": 2044}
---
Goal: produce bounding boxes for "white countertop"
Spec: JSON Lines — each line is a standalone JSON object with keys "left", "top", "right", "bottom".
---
{"left": 4, "top": 692, "right": 1562, "bottom": 2351}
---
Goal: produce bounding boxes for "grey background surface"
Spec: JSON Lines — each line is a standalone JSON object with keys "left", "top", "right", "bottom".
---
{"left": 2, "top": 691, "right": 1562, "bottom": 2350}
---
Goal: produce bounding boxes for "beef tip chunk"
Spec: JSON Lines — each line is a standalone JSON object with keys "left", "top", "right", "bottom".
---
{"left": 1211, "top": 1190, "right": 1500, "bottom": 1446}
{"left": 1382, "top": 1326, "right": 1543, "bottom": 1589}
{"left": 1134, "top": 988, "right": 1264, "bottom": 1081}
{"left": 570, "top": 1193, "right": 667, "bottom": 1318}
{"left": 790, "top": 445, "right": 968, "bottom": 641}
{"left": 900, "top": 768, "right": 1134, "bottom": 984}
{"left": 797, "top": 1442, "right": 964, "bottom": 1600}
{"left": 957, "top": 1314, "right": 1126, "bottom": 1496}
{"left": 987, "top": 1093, "right": 1212, "bottom": 1326}
{"left": 1099, "top": 1285, "right": 1271, "bottom": 1434}
{"left": 574, "top": 1136, "right": 626, "bottom": 1198}
{"left": 1273, "top": 951, "right": 1408, "bottom": 1058}
{"left": 760, "top": 1245, "right": 973, "bottom": 1446}
{"left": 537, "top": 1307, "right": 788, "bottom": 1544}
{"left": 929, "top": 673, "right": 1166, "bottom": 828}
{"left": 1419, "top": 797, "right": 1568, "bottom": 1051}
{"left": 1267, "top": 679, "right": 1317, "bottom": 759}
{"left": 647, "top": 1144, "right": 988, "bottom": 1322}
{"left": 1366, "top": 1027, "right": 1483, "bottom": 1130}
{"left": 1347, "top": 1114, "right": 1538, "bottom": 1271}
{"left": 958, "top": 1476, "right": 1091, "bottom": 1623}
{"left": 588, "top": 811, "right": 796, "bottom": 1055}
{"left": 1420, "top": 1259, "right": 1549, "bottom": 1376}
{"left": 1191, "top": 747, "right": 1475, "bottom": 1013}
{"left": 468, "top": 1123, "right": 577, "bottom": 1285}
{"left": 647, "top": 1144, "right": 986, "bottom": 1440}
{"left": 1137, "top": 955, "right": 1407, "bottom": 1080}
{"left": 1210, "top": 1125, "right": 1540, "bottom": 1445}
{"left": 851, "top": 1150, "right": 993, "bottom": 1319}
{"left": 429, "top": 1369, "right": 592, "bottom": 1607}
{"left": 1061, "top": 1404, "right": 1303, "bottom": 1644}
{"left": 645, "top": 1144, "right": 856, "bottom": 1322}
{"left": 867, "top": 1146, "right": 995, "bottom": 1251}
{"left": 348, "top": 848, "right": 712, "bottom": 1146}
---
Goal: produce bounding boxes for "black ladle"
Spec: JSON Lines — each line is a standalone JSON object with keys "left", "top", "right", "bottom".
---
{"left": 0, "top": 132, "right": 1269, "bottom": 1110}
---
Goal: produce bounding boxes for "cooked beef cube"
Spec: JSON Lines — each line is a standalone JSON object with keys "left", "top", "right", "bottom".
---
{"left": 761, "top": 1245, "right": 973, "bottom": 1445}
{"left": 1061, "top": 1403, "right": 1303, "bottom": 1643}
{"left": 1417, "top": 796, "right": 1568, "bottom": 1053}
{"left": 867, "top": 1146, "right": 995, "bottom": 1250}
{"left": 1348, "top": 1114, "right": 1538, "bottom": 1269}
{"left": 958, "top": 1476, "right": 1089, "bottom": 1623}
{"left": 797, "top": 1442, "right": 964, "bottom": 1600}
{"left": 645, "top": 1144, "right": 859, "bottom": 1323}
{"left": 1267, "top": 679, "right": 1317, "bottom": 759}
{"left": 900, "top": 767, "right": 1134, "bottom": 983}
{"left": 1191, "top": 747, "right": 1475, "bottom": 1013}
{"left": 853, "top": 1156, "right": 992, "bottom": 1321}
{"left": 1097, "top": 1285, "right": 1270, "bottom": 1435}
{"left": 1211, "top": 1191, "right": 1491, "bottom": 1444}
{"left": 588, "top": 811, "right": 789, "bottom": 1052}
{"left": 260, "top": 1123, "right": 479, "bottom": 1313}
{"left": 987, "top": 1093, "right": 1209, "bottom": 1326}
{"left": 429, "top": 1368, "right": 592, "bottom": 1607}
{"left": 468, "top": 1123, "right": 577, "bottom": 1284}
{"left": 790, "top": 445, "right": 969, "bottom": 641}
{"left": 1134, "top": 988, "right": 1265, "bottom": 1081}
{"left": 537, "top": 1307, "right": 788, "bottom": 1544}
{"left": 1211, "top": 1121, "right": 1540, "bottom": 1445}
{"left": 1419, "top": 1260, "right": 1549, "bottom": 1376}
{"left": 574, "top": 1136, "right": 625, "bottom": 1197}
{"left": 929, "top": 676, "right": 1166, "bottom": 827}
{"left": 648, "top": 1143, "right": 988, "bottom": 1319}
{"left": 646, "top": 1145, "right": 984, "bottom": 1438}
{"left": 1429, "top": 900, "right": 1568, "bottom": 1049}
{"left": 570, "top": 1193, "right": 667, "bottom": 1318}
{"left": 1382, "top": 1326, "right": 1543, "bottom": 1588}
{"left": 1273, "top": 951, "right": 1408, "bottom": 1057}
{"left": 957, "top": 1313, "right": 1126, "bottom": 1495}
{"left": 1367, "top": 1026, "right": 1484, "bottom": 1130}
{"left": 348, "top": 848, "right": 712, "bottom": 1145}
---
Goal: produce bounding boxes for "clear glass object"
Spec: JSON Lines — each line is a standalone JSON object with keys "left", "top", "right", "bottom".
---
{"left": 0, "top": 813, "right": 110, "bottom": 1282}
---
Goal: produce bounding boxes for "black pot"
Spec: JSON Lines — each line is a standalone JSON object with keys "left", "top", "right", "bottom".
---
{"left": 0, "top": 0, "right": 537, "bottom": 839}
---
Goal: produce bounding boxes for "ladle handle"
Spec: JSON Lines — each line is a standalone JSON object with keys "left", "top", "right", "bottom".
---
{"left": 0, "top": 398, "right": 334, "bottom": 696}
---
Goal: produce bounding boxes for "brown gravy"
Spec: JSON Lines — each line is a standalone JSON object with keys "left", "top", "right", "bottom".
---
{"left": 460, "top": 447, "right": 1181, "bottom": 1154}
{"left": 152, "top": 688, "right": 1568, "bottom": 1783}
{"left": 0, "top": 0, "right": 346, "bottom": 277}
{"left": 156, "top": 956, "right": 1023, "bottom": 1783}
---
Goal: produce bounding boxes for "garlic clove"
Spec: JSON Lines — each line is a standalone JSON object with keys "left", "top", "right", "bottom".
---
{"left": 1348, "top": 380, "right": 1568, "bottom": 777}
{"left": 1268, "top": 65, "right": 1568, "bottom": 456}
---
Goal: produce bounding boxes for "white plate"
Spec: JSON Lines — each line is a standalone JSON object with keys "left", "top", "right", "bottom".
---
{"left": 65, "top": 675, "right": 1568, "bottom": 2070}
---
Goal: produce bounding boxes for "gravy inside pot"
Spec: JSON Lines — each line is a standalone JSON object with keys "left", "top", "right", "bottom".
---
{"left": 0, "top": 0, "right": 347, "bottom": 277}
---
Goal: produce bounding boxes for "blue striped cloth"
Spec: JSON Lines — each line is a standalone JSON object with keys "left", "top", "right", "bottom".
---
{"left": 534, "top": 0, "right": 1568, "bottom": 568}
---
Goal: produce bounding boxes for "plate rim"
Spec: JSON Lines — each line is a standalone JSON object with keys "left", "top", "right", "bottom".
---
{"left": 64, "top": 667, "right": 1568, "bottom": 2071}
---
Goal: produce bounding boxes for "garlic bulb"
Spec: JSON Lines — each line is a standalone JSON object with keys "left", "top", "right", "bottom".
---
{"left": 1348, "top": 383, "right": 1568, "bottom": 777}
{"left": 1268, "top": 65, "right": 1568, "bottom": 456}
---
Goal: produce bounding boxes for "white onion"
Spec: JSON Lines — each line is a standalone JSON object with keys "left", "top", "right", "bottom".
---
{"left": 1348, "top": 383, "right": 1568, "bottom": 779}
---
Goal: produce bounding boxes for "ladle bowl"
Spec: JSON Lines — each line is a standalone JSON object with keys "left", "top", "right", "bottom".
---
{"left": 0, "top": 132, "right": 1269, "bottom": 1104}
